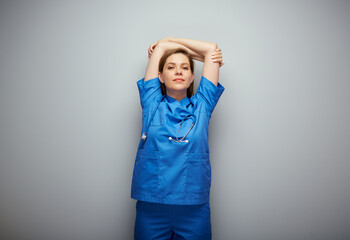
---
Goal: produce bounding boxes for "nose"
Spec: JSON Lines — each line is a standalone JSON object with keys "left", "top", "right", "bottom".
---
{"left": 175, "top": 66, "right": 183, "bottom": 75}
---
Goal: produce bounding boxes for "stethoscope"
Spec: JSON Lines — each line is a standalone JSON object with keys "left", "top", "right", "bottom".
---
{"left": 168, "top": 115, "right": 195, "bottom": 143}
{"left": 140, "top": 96, "right": 195, "bottom": 143}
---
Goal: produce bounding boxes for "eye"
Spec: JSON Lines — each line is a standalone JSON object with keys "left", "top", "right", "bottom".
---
{"left": 183, "top": 67, "right": 188, "bottom": 70}
{"left": 168, "top": 67, "right": 173, "bottom": 69}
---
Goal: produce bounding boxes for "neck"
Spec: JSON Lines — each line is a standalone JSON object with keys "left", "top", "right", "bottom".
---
{"left": 166, "top": 90, "right": 187, "bottom": 101}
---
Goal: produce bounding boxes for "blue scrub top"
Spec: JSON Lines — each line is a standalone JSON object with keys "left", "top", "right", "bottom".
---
{"left": 131, "top": 76, "right": 225, "bottom": 205}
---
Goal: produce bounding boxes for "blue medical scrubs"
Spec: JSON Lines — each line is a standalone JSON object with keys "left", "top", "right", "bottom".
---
{"left": 131, "top": 75, "right": 224, "bottom": 205}
{"left": 134, "top": 200, "right": 212, "bottom": 240}
{"left": 131, "top": 75, "right": 224, "bottom": 239}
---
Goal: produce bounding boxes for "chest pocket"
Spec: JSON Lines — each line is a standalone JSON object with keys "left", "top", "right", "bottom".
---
{"left": 185, "top": 152, "right": 211, "bottom": 193}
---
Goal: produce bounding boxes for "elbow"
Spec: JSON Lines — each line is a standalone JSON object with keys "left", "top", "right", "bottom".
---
{"left": 208, "top": 42, "right": 218, "bottom": 53}
{"left": 205, "top": 42, "right": 218, "bottom": 56}
{"left": 155, "top": 40, "right": 166, "bottom": 50}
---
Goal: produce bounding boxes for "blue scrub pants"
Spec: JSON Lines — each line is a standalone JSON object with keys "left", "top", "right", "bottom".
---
{"left": 134, "top": 200, "right": 212, "bottom": 240}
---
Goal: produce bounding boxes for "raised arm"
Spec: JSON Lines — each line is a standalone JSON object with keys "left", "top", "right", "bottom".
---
{"left": 144, "top": 39, "right": 204, "bottom": 81}
{"left": 144, "top": 41, "right": 165, "bottom": 81}
{"left": 165, "top": 37, "right": 220, "bottom": 86}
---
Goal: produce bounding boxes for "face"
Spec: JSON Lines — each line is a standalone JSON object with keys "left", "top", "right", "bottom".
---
{"left": 159, "top": 53, "right": 194, "bottom": 97}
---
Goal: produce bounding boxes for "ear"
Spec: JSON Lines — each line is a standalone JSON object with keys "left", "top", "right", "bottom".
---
{"left": 158, "top": 72, "right": 164, "bottom": 83}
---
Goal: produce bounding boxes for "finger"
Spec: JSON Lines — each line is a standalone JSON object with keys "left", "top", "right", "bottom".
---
{"left": 211, "top": 50, "right": 220, "bottom": 56}
{"left": 212, "top": 57, "right": 223, "bottom": 62}
{"left": 212, "top": 54, "right": 222, "bottom": 60}
{"left": 211, "top": 52, "right": 222, "bottom": 57}
{"left": 211, "top": 51, "right": 221, "bottom": 55}
{"left": 212, "top": 55, "right": 222, "bottom": 60}
{"left": 211, "top": 55, "right": 223, "bottom": 60}
{"left": 151, "top": 42, "right": 157, "bottom": 50}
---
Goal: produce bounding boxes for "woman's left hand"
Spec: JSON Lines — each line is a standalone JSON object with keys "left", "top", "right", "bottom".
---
{"left": 211, "top": 48, "right": 224, "bottom": 67}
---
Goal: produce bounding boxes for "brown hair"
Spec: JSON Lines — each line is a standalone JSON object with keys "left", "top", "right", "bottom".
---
{"left": 158, "top": 48, "right": 195, "bottom": 98}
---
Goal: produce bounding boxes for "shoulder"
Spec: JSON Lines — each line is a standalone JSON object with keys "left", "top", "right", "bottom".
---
{"left": 191, "top": 76, "right": 225, "bottom": 115}
{"left": 194, "top": 76, "right": 225, "bottom": 101}
{"left": 137, "top": 76, "right": 162, "bottom": 109}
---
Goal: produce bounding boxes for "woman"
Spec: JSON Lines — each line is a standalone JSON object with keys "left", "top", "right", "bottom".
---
{"left": 131, "top": 37, "right": 225, "bottom": 240}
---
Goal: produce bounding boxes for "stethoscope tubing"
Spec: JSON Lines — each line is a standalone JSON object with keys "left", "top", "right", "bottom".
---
{"left": 169, "top": 115, "right": 195, "bottom": 143}
{"left": 140, "top": 96, "right": 195, "bottom": 143}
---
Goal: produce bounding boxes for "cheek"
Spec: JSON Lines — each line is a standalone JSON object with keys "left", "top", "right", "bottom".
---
{"left": 162, "top": 73, "right": 171, "bottom": 83}
{"left": 163, "top": 78, "right": 171, "bottom": 85}
{"left": 163, "top": 80, "right": 173, "bottom": 89}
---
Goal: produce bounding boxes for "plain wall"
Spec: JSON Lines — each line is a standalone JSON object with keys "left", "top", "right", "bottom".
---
{"left": 0, "top": 0, "right": 349, "bottom": 239}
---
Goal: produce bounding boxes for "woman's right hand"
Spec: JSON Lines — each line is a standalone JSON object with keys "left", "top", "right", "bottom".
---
{"left": 148, "top": 38, "right": 171, "bottom": 59}
{"left": 148, "top": 40, "right": 158, "bottom": 59}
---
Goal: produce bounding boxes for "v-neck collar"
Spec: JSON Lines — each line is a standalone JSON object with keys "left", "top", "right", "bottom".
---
{"left": 165, "top": 95, "right": 191, "bottom": 106}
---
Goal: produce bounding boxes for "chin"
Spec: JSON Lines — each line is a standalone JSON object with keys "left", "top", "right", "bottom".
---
{"left": 172, "top": 86, "right": 189, "bottom": 91}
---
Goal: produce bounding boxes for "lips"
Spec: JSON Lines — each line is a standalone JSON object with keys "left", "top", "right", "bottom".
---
{"left": 173, "top": 78, "right": 184, "bottom": 82}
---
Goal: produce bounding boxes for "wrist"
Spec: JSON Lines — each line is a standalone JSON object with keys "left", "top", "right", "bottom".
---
{"left": 155, "top": 40, "right": 167, "bottom": 52}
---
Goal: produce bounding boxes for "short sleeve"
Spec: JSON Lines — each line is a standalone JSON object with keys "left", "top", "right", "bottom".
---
{"left": 193, "top": 76, "right": 225, "bottom": 114}
{"left": 137, "top": 77, "right": 162, "bottom": 109}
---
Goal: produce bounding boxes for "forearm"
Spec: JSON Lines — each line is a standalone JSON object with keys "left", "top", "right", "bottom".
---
{"left": 144, "top": 45, "right": 164, "bottom": 81}
{"left": 165, "top": 37, "right": 217, "bottom": 57}
{"left": 157, "top": 40, "right": 203, "bottom": 61}
{"left": 145, "top": 40, "right": 201, "bottom": 80}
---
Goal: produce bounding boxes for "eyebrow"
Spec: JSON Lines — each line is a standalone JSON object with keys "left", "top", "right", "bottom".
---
{"left": 166, "top": 62, "right": 189, "bottom": 65}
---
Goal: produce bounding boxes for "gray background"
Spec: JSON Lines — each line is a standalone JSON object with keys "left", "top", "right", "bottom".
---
{"left": 1, "top": 0, "right": 349, "bottom": 239}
